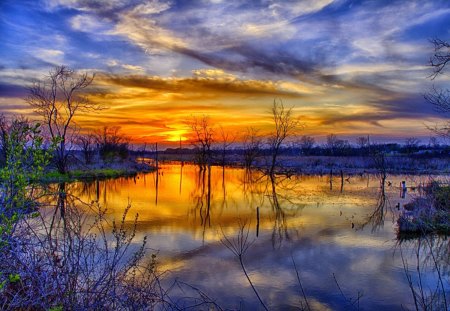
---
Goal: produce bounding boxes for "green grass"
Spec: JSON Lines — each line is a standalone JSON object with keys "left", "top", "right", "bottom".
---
{"left": 41, "top": 168, "right": 139, "bottom": 182}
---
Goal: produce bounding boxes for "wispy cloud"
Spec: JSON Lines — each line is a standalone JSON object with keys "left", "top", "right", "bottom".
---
{"left": 1, "top": 0, "right": 449, "bottom": 142}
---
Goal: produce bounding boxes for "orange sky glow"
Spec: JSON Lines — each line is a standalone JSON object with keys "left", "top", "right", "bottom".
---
{"left": 1, "top": 0, "right": 449, "bottom": 147}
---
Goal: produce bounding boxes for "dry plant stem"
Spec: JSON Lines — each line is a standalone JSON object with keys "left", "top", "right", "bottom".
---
{"left": 399, "top": 237, "right": 448, "bottom": 311}
{"left": 400, "top": 247, "right": 420, "bottom": 311}
{"left": 221, "top": 224, "right": 269, "bottom": 311}
{"left": 291, "top": 255, "right": 311, "bottom": 311}
{"left": 423, "top": 236, "right": 448, "bottom": 310}
{"left": 415, "top": 240, "right": 428, "bottom": 309}
{"left": 332, "top": 273, "right": 362, "bottom": 311}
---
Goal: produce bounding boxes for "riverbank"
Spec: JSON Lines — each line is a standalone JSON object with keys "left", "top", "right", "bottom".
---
{"left": 397, "top": 182, "right": 450, "bottom": 234}
{"left": 41, "top": 160, "right": 155, "bottom": 182}
{"left": 155, "top": 154, "right": 450, "bottom": 175}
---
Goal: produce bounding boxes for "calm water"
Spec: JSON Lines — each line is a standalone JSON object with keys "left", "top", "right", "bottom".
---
{"left": 55, "top": 164, "right": 449, "bottom": 310}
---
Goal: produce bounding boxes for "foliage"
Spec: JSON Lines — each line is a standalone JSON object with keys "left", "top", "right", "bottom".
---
{"left": 0, "top": 119, "right": 53, "bottom": 299}
{"left": 0, "top": 119, "right": 52, "bottom": 216}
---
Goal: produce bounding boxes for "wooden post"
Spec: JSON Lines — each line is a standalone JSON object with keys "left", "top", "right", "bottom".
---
{"left": 155, "top": 142, "right": 158, "bottom": 170}
{"left": 256, "top": 207, "right": 260, "bottom": 237}
{"left": 329, "top": 169, "right": 333, "bottom": 190}
{"left": 400, "top": 180, "right": 406, "bottom": 198}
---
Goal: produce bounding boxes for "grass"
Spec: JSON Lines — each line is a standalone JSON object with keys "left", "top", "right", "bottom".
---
{"left": 41, "top": 168, "right": 139, "bottom": 182}
{"left": 397, "top": 182, "right": 450, "bottom": 234}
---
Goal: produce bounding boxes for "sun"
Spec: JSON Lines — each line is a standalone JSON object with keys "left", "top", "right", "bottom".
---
{"left": 165, "top": 129, "right": 189, "bottom": 142}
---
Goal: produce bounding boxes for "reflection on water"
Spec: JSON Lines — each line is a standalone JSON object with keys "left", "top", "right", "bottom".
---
{"left": 48, "top": 164, "right": 448, "bottom": 310}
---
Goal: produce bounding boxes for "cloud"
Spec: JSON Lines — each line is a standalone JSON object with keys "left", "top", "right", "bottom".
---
{"left": 0, "top": 83, "right": 28, "bottom": 98}
{"left": 96, "top": 73, "right": 306, "bottom": 98}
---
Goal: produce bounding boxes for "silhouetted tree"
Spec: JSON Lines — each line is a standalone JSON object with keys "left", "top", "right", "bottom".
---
{"left": 268, "top": 99, "right": 298, "bottom": 176}
{"left": 95, "top": 126, "right": 129, "bottom": 162}
{"left": 242, "top": 127, "right": 262, "bottom": 169}
{"left": 429, "top": 38, "right": 450, "bottom": 78}
{"left": 356, "top": 136, "right": 369, "bottom": 149}
{"left": 76, "top": 132, "right": 96, "bottom": 165}
{"left": 26, "top": 66, "right": 98, "bottom": 174}
{"left": 217, "top": 126, "right": 235, "bottom": 167}
{"left": 425, "top": 39, "right": 450, "bottom": 139}
{"left": 188, "top": 115, "right": 214, "bottom": 169}
{"left": 326, "top": 134, "right": 349, "bottom": 156}
{"left": 404, "top": 137, "right": 420, "bottom": 155}
{"left": 299, "top": 135, "right": 315, "bottom": 155}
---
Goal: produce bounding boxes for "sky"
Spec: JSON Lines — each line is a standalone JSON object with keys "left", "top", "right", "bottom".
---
{"left": 0, "top": 0, "right": 449, "bottom": 146}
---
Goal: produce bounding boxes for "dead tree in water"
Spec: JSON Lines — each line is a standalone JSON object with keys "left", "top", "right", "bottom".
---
{"left": 268, "top": 99, "right": 298, "bottom": 176}
{"left": 243, "top": 127, "right": 262, "bottom": 170}
{"left": 218, "top": 126, "right": 235, "bottom": 168}
{"left": 188, "top": 115, "right": 214, "bottom": 170}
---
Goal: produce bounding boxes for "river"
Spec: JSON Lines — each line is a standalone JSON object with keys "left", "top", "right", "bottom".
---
{"left": 48, "top": 163, "right": 449, "bottom": 310}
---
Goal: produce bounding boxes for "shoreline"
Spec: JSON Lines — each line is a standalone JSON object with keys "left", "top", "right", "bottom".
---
{"left": 39, "top": 156, "right": 450, "bottom": 183}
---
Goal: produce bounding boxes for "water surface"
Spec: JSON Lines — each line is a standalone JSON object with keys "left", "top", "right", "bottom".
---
{"left": 58, "top": 163, "right": 449, "bottom": 310}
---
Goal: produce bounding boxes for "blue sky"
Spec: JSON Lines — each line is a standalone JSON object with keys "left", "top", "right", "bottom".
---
{"left": 0, "top": 0, "right": 449, "bottom": 143}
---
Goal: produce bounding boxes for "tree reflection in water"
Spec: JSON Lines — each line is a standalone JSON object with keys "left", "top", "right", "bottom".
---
{"left": 35, "top": 165, "right": 448, "bottom": 310}
{"left": 397, "top": 235, "right": 449, "bottom": 310}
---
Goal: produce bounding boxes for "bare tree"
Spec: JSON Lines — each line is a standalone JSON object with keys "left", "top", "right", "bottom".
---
{"left": 429, "top": 38, "right": 450, "bottom": 78}
{"left": 95, "top": 126, "right": 129, "bottom": 162}
{"left": 242, "top": 127, "right": 262, "bottom": 169}
{"left": 404, "top": 137, "right": 420, "bottom": 155}
{"left": 356, "top": 136, "right": 369, "bottom": 149}
{"left": 76, "top": 132, "right": 96, "bottom": 165}
{"left": 188, "top": 115, "right": 214, "bottom": 169}
{"left": 326, "top": 134, "right": 349, "bottom": 156}
{"left": 426, "top": 39, "right": 450, "bottom": 139}
{"left": 268, "top": 99, "right": 298, "bottom": 176}
{"left": 217, "top": 126, "right": 236, "bottom": 167}
{"left": 299, "top": 135, "right": 315, "bottom": 155}
{"left": 26, "top": 66, "right": 97, "bottom": 174}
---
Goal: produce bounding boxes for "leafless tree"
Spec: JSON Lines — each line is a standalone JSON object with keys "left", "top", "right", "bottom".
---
{"left": 95, "top": 126, "right": 129, "bottom": 162}
{"left": 217, "top": 126, "right": 236, "bottom": 167}
{"left": 242, "top": 127, "right": 262, "bottom": 170}
{"left": 268, "top": 99, "right": 298, "bottom": 176}
{"left": 299, "top": 135, "right": 315, "bottom": 155}
{"left": 429, "top": 38, "right": 450, "bottom": 78}
{"left": 425, "top": 39, "right": 450, "bottom": 139}
{"left": 188, "top": 115, "right": 214, "bottom": 169}
{"left": 326, "top": 134, "right": 349, "bottom": 155}
{"left": 26, "top": 66, "right": 98, "bottom": 174}
{"left": 76, "top": 132, "right": 96, "bottom": 165}
{"left": 404, "top": 137, "right": 420, "bottom": 155}
{"left": 356, "top": 136, "right": 369, "bottom": 149}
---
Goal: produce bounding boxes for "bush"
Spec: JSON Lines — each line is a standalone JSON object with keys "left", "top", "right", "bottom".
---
{"left": 434, "top": 184, "right": 450, "bottom": 211}
{"left": 0, "top": 201, "right": 164, "bottom": 310}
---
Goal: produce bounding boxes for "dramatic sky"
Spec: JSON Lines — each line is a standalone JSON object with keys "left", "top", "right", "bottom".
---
{"left": 0, "top": 0, "right": 449, "bottom": 145}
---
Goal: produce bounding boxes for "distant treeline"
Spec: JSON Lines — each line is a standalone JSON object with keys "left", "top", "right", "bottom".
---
{"left": 136, "top": 143, "right": 450, "bottom": 158}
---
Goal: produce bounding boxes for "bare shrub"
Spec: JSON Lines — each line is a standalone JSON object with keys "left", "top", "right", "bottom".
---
{"left": 0, "top": 200, "right": 165, "bottom": 310}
